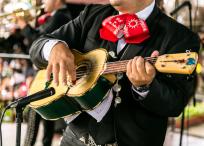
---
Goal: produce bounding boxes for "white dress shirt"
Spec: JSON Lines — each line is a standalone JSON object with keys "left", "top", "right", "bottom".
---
{"left": 42, "top": 0, "right": 155, "bottom": 123}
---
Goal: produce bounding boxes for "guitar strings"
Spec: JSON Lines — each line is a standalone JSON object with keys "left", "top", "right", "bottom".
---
{"left": 74, "top": 57, "right": 158, "bottom": 78}
{"left": 75, "top": 57, "right": 158, "bottom": 74}
{"left": 49, "top": 54, "right": 191, "bottom": 79}
{"left": 77, "top": 57, "right": 158, "bottom": 69}
{"left": 75, "top": 58, "right": 158, "bottom": 76}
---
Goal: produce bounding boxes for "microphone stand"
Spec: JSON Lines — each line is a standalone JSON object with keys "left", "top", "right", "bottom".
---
{"left": 15, "top": 105, "right": 24, "bottom": 146}
{"left": 7, "top": 87, "right": 55, "bottom": 146}
{"left": 170, "top": 1, "right": 192, "bottom": 146}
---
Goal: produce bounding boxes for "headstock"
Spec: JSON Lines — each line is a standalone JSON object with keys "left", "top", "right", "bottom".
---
{"left": 155, "top": 52, "right": 198, "bottom": 74}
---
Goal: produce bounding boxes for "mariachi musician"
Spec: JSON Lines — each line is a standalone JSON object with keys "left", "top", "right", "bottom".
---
{"left": 30, "top": 0, "right": 200, "bottom": 146}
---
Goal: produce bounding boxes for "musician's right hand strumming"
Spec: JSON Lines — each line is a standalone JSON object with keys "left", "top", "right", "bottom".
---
{"left": 47, "top": 42, "right": 76, "bottom": 86}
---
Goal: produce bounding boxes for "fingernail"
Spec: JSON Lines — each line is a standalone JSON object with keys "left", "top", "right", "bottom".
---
{"left": 46, "top": 77, "right": 50, "bottom": 81}
{"left": 55, "top": 82, "right": 59, "bottom": 86}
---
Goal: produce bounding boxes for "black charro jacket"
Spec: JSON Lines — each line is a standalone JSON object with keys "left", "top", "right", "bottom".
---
{"left": 30, "top": 4, "right": 200, "bottom": 146}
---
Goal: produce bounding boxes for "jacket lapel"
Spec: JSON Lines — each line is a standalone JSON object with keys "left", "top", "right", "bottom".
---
{"left": 119, "top": 43, "right": 145, "bottom": 60}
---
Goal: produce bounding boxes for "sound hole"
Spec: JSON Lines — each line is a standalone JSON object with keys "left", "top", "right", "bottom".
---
{"left": 44, "top": 61, "right": 92, "bottom": 88}
{"left": 76, "top": 61, "right": 92, "bottom": 80}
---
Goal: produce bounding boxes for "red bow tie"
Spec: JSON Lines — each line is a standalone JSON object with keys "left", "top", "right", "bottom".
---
{"left": 37, "top": 13, "right": 51, "bottom": 25}
{"left": 99, "top": 14, "right": 150, "bottom": 44}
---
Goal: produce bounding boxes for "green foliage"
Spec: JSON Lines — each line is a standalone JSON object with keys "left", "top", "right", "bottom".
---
{"left": 177, "top": 103, "right": 204, "bottom": 119}
{"left": 3, "top": 109, "right": 13, "bottom": 122}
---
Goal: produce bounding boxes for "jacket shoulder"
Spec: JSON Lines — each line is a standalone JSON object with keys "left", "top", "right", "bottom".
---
{"left": 160, "top": 13, "right": 199, "bottom": 39}
{"left": 85, "top": 4, "right": 114, "bottom": 14}
{"left": 80, "top": 4, "right": 115, "bottom": 22}
{"left": 158, "top": 12, "right": 200, "bottom": 52}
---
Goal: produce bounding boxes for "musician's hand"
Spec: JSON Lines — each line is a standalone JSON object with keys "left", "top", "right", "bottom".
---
{"left": 47, "top": 42, "right": 76, "bottom": 86}
{"left": 126, "top": 51, "right": 159, "bottom": 87}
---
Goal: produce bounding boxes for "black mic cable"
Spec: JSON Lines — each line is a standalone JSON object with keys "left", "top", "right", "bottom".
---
{"left": 0, "top": 104, "right": 11, "bottom": 146}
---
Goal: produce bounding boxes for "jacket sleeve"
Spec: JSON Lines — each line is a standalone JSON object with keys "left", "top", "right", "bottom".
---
{"left": 132, "top": 32, "right": 200, "bottom": 117}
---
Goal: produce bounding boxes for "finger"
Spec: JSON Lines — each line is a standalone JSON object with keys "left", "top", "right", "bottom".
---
{"left": 145, "top": 61, "right": 155, "bottom": 76}
{"left": 60, "top": 62, "right": 68, "bottom": 86}
{"left": 66, "top": 61, "right": 76, "bottom": 84}
{"left": 132, "top": 56, "right": 139, "bottom": 76}
{"left": 151, "top": 50, "right": 159, "bottom": 57}
{"left": 53, "top": 64, "right": 60, "bottom": 86}
{"left": 126, "top": 59, "right": 133, "bottom": 76}
{"left": 136, "top": 56, "right": 147, "bottom": 77}
{"left": 46, "top": 65, "right": 52, "bottom": 81}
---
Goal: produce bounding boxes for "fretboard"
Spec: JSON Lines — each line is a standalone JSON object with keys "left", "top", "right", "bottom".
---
{"left": 102, "top": 57, "right": 157, "bottom": 74}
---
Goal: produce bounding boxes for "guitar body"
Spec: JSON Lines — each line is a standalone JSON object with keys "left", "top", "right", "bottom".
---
{"left": 31, "top": 76, "right": 112, "bottom": 120}
{"left": 29, "top": 49, "right": 114, "bottom": 120}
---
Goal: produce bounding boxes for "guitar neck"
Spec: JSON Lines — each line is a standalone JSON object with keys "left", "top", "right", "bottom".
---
{"left": 103, "top": 57, "right": 156, "bottom": 75}
{"left": 102, "top": 52, "right": 198, "bottom": 75}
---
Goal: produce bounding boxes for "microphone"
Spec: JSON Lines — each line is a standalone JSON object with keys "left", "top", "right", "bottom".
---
{"left": 170, "top": 1, "right": 192, "bottom": 16}
{"left": 9, "top": 87, "right": 55, "bottom": 108}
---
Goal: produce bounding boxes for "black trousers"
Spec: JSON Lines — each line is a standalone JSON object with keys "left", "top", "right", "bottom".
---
{"left": 60, "top": 126, "right": 86, "bottom": 146}
{"left": 60, "top": 126, "right": 117, "bottom": 146}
